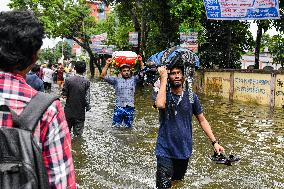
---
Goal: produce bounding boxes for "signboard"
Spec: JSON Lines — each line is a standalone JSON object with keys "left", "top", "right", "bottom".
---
{"left": 129, "top": 32, "right": 138, "bottom": 47}
{"left": 91, "top": 44, "right": 116, "bottom": 55}
{"left": 180, "top": 32, "right": 198, "bottom": 44}
{"left": 91, "top": 33, "right": 107, "bottom": 45}
{"left": 180, "top": 31, "right": 198, "bottom": 53}
{"left": 204, "top": 0, "right": 280, "bottom": 20}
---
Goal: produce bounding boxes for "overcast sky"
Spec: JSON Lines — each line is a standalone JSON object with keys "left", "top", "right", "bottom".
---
{"left": 1, "top": 0, "right": 10, "bottom": 11}
{"left": 0, "top": 0, "right": 281, "bottom": 48}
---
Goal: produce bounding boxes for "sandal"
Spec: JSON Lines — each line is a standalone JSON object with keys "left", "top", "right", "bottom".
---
{"left": 227, "top": 155, "right": 240, "bottom": 162}
{"left": 210, "top": 152, "right": 240, "bottom": 166}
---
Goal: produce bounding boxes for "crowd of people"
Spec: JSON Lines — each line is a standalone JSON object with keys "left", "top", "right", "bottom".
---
{"left": 0, "top": 10, "right": 225, "bottom": 189}
{"left": 26, "top": 62, "right": 75, "bottom": 93}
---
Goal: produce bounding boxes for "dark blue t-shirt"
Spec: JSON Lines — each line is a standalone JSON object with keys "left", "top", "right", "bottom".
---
{"left": 26, "top": 72, "right": 44, "bottom": 92}
{"left": 155, "top": 91, "right": 203, "bottom": 159}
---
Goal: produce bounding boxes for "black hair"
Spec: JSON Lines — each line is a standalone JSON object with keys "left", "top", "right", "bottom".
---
{"left": 0, "top": 11, "right": 44, "bottom": 72}
{"left": 169, "top": 65, "right": 184, "bottom": 75}
{"left": 47, "top": 63, "right": 53, "bottom": 69}
{"left": 119, "top": 64, "right": 130, "bottom": 71}
{"left": 74, "top": 61, "right": 86, "bottom": 74}
{"left": 31, "top": 64, "right": 40, "bottom": 73}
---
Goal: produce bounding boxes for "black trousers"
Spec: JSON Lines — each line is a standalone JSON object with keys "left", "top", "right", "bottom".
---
{"left": 156, "top": 156, "right": 189, "bottom": 188}
{"left": 66, "top": 118, "right": 85, "bottom": 137}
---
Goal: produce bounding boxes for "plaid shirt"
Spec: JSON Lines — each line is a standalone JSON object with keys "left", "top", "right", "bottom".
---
{"left": 103, "top": 75, "right": 139, "bottom": 107}
{"left": 0, "top": 72, "right": 76, "bottom": 189}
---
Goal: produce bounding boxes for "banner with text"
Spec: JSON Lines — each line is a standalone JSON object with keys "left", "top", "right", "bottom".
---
{"left": 91, "top": 33, "right": 107, "bottom": 45}
{"left": 180, "top": 31, "right": 198, "bottom": 53}
{"left": 204, "top": 0, "right": 280, "bottom": 20}
{"left": 129, "top": 32, "right": 138, "bottom": 47}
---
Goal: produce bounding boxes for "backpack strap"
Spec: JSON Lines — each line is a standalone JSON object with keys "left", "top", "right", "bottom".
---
{"left": 12, "top": 92, "right": 59, "bottom": 132}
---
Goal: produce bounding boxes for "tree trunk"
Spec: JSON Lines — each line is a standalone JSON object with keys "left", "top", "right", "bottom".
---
{"left": 89, "top": 52, "right": 95, "bottom": 79}
{"left": 130, "top": 8, "right": 141, "bottom": 54}
{"left": 255, "top": 24, "right": 263, "bottom": 69}
{"left": 140, "top": 13, "right": 147, "bottom": 57}
{"left": 72, "top": 37, "right": 102, "bottom": 78}
{"left": 227, "top": 22, "right": 232, "bottom": 68}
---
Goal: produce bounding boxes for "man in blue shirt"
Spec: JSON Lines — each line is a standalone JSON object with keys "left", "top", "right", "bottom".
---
{"left": 26, "top": 64, "right": 44, "bottom": 92}
{"left": 154, "top": 65, "right": 225, "bottom": 188}
{"left": 101, "top": 57, "right": 144, "bottom": 128}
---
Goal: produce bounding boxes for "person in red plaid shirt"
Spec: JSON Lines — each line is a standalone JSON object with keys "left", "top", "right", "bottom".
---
{"left": 0, "top": 11, "right": 76, "bottom": 188}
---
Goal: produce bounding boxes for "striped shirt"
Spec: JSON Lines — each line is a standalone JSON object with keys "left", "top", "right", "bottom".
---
{"left": 0, "top": 72, "right": 76, "bottom": 189}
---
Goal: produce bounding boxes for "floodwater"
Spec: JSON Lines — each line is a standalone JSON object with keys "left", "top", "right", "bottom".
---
{"left": 69, "top": 80, "right": 284, "bottom": 189}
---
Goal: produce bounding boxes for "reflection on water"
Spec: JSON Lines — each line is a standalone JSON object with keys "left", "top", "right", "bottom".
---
{"left": 71, "top": 81, "right": 284, "bottom": 189}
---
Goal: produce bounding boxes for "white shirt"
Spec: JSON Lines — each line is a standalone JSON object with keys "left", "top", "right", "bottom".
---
{"left": 42, "top": 68, "right": 54, "bottom": 83}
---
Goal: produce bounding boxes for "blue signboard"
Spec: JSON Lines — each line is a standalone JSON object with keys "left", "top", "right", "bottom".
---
{"left": 204, "top": 0, "right": 280, "bottom": 20}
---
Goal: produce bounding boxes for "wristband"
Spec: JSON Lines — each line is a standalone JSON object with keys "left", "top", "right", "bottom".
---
{"left": 212, "top": 140, "right": 218, "bottom": 146}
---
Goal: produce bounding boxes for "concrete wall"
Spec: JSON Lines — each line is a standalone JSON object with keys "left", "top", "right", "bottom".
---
{"left": 275, "top": 75, "right": 284, "bottom": 108}
{"left": 233, "top": 73, "right": 271, "bottom": 105}
{"left": 196, "top": 70, "right": 284, "bottom": 108}
{"left": 204, "top": 72, "right": 231, "bottom": 99}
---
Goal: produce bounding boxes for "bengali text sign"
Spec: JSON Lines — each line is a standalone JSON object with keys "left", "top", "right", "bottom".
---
{"left": 204, "top": 0, "right": 280, "bottom": 20}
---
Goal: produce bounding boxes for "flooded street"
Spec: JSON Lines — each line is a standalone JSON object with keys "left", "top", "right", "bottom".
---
{"left": 71, "top": 80, "right": 284, "bottom": 189}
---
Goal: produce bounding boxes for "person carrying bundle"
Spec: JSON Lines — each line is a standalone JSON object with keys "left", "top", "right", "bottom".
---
{"left": 101, "top": 52, "right": 144, "bottom": 128}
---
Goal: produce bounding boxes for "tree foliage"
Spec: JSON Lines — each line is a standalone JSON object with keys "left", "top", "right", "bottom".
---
{"left": 269, "top": 35, "right": 284, "bottom": 66}
{"left": 260, "top": 33, "right": 271, "bottom": 52}
{"left": 9, "top": 0, "right": 283, "bottom": 71}
{"left": 254, "top": 1, "right": 283, "bottom": 68}
{"left": 168, "top": 0, "right": 254, "bottom": 69}
{"left": 103, "top": 0, "right": 181, "bottom": 58}
{"left": 9, "top": 0, "right": 100, "bottom": 78}
{"left": 38, "top": 41, "right": 73, "bottom": 64}
{"left": 94, "top": 11, "right": 134, "bottom": 50}
{"left": 273, "top": 1, "right": 284, "bottom": 32}
{"left": 199, "top": 20, "right": 254, "bottom": 69}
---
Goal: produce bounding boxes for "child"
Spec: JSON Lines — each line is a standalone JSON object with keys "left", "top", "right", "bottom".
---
{"left": 62, "top": 61, "right": 91, "bottom": 136}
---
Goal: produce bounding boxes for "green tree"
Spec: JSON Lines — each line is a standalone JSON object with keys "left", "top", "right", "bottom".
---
{"left": 260, "top": 33, "right": 271, "bottom": 53}
{"left": 199, "top": 20, "right": 254, "bottom": 69}
{"left": 94, "top": 11, "right": 134, "bottom": 50}
{"left": 269, "top": 35, "right": 284, "bottom": 66}
{"left": 38, "top": 48, "right": 58, "bottom": 64}
{"left": 169, "top": 0, "right": 204, "bottom": 30}
{"left": 38, "top": 41, "right": 73, "bottom": 64}
{"left": 9, "top": 0, "right": 101, "bottom": 78}
{"left": 101, "top": 0, "right": 145, "bottom": 54}
{"left": 273, "top": 1, "right": 284, "bottom": 32}
{"left": 104, "top": 0, "right": 180, "bottom": 58}
{"left": 55, "top": 41, "right": 74, "bottom": 61}
{"left": 254, "top": 20, "right": 271, "bottom": 69}
{"left": 169, "top": 0, "right": 254, "bottom": 69}
{"left": 254, "top": 1, "right": 283, "bottom": 69}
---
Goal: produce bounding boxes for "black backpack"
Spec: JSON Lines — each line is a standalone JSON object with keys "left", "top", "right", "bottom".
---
{"left": 0, "top": 92, "right": 58, "bottom": 189}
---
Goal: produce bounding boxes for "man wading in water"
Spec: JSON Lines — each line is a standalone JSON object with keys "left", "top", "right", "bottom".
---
{"left": 101, "top": 57, "right": 144, "bottom": 128}
{"left": 154, "top": 65, "right": 225, "bottom": 188}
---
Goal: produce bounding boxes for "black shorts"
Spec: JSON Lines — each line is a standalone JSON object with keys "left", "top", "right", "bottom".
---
{"left": 156, "top": 156, "right": 189, "bottom": 188}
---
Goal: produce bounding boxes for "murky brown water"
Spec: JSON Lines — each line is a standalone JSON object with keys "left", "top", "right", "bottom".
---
{"left": 70, "top": 80, "right": 284, "bottom": 189}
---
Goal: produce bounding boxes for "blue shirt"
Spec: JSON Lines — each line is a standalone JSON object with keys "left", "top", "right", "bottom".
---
{"left": 26, "top": 72, "right": 44, "bottom": 92}
{"left": 104, "top": 75, "right": 139, "bottom": 107}
{"left": 155, "top": 91, "right": 203, "bottom": 159}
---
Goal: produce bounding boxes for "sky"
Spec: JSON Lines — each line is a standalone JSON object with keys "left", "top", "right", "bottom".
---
{"left": 0, "top": 0, "right": 281, "bottom": 48}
